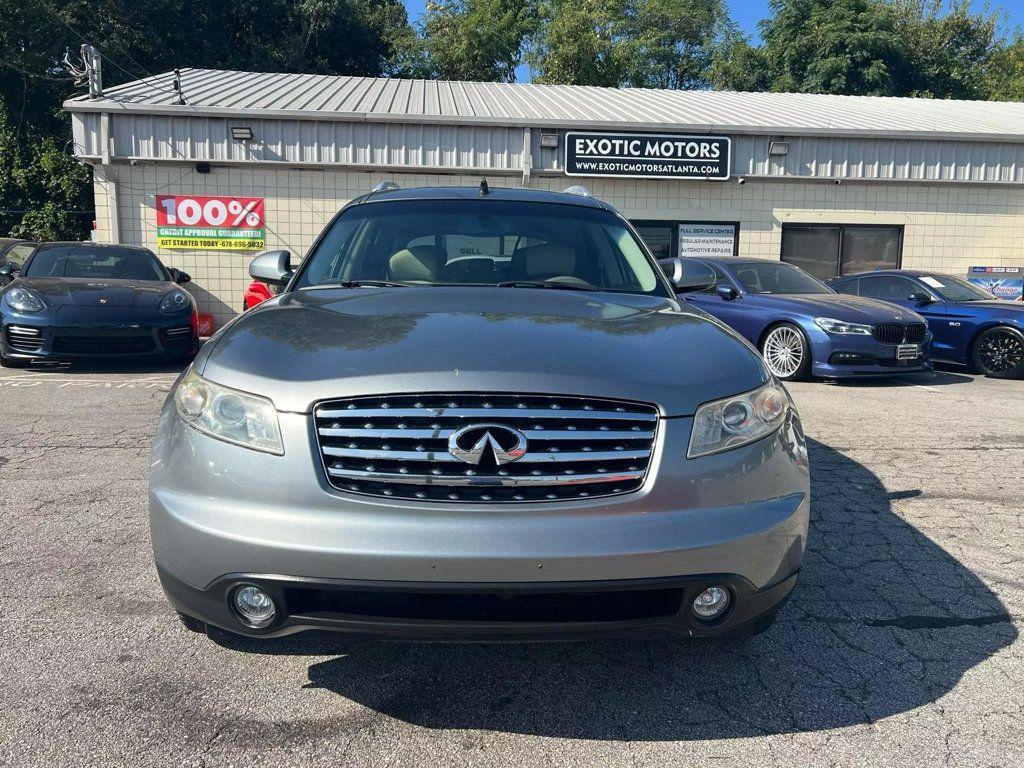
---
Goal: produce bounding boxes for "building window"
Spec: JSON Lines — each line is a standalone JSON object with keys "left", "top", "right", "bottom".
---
{"left": 632, "top": 221, "right": 739, "bottom": 261}
{"left": 781, "top": 224, "right": 902, "bottom": 281}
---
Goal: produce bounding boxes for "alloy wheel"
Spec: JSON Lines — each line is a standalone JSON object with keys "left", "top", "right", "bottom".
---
{"left": 976, "top": 328, "right": 1024, "bottom": 376}
{"left": 763, "top": 326, "right": 805, "bottom": 379}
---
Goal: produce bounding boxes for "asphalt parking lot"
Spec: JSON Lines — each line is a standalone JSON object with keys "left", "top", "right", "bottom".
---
{"left": 0, "top": 363, "right": 1021, "bottom": 767}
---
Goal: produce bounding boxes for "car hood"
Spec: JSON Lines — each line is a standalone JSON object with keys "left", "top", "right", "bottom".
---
{"left": 198, "top": 287, "right": 768, "bottom": 416}
{"left": 954, "top": 300, "right": 1024, "bottom": 314}
{"left": 15, "top": 277, "right": 175, "bottom": 308}
{"left": 750, "top": 292, "right": 926, "bottom": 323}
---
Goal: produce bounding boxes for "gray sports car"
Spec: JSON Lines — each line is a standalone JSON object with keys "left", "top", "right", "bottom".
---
{"left": 150, "top": 185, "right": 810, "bottom": 642}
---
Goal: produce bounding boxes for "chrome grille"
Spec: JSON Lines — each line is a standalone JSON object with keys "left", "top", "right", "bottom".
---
{"left": 314, "top": 394, "right": 659, "bottom": 502}
{"left": 5, "top": 325, "right": 43, "bottom": 352}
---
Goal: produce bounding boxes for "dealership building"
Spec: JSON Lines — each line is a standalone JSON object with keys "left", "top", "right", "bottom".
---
{"left": 65, "top": 68, "right": 1024, "bottom": 325}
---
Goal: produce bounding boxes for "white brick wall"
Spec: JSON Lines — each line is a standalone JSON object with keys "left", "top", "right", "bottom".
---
{"left": 93, "top": 163, "right": 1024, "bottom": 328}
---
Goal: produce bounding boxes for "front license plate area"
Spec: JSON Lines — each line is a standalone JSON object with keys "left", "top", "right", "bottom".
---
{"left": 896, "top": 344, "right": 920, "bottom": 360}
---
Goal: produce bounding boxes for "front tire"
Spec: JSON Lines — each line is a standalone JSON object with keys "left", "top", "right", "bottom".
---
{"left": 761, "top": 323, "right": 811, "bottom": 381}
{"left": 972, "top": 326, "right": 1024, "bottom": 379}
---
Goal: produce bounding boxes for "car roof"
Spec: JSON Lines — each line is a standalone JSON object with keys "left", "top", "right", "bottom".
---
{"left": 33, "top": 241, "right": 155, "bottom": 253}
{"left": 832, "top": 269, "right": 953, "bottom": 281}
{"left": 353, "top": 185, "right": 608, "bottom": 210}
{"left": 683, "top": 256, "right": 781, "bottom": 268}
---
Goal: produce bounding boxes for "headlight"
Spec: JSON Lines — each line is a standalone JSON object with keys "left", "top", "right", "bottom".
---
{"left": 160, "top": 290, "right": 191, "bottom": 313}
{"left": 173, "top": 368, "right": 283, "bottom": 454}
{"left": 5, "top": 286, "right": 45, "bottom": 313}
{"left": 688, "top": 383, "right": 789, "bottom": 459}
{"left": 813, "top": 317, "right": 872, "bottom": 335}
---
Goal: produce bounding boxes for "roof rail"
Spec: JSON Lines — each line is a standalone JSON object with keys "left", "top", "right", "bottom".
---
{"left": 563, "top": 184, "right": 592, "bottom": 197}
{"left": 370, "top": 180, "right": 400, "bottom": 193}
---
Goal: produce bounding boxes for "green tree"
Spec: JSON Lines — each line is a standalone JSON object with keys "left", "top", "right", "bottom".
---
{"left": 988, "top": 34, "right": 1024, "bottom": 101}
{"left": 713, "top": 0, "right": 1010, "bottom": 99}
{"left": 397, "top": 0, "right": 538, "bottom": 82}
{"left": 760, "top": 0, "right": 902, "bottom": 95}
{"left": 529, "top": 0, "right": 730, "bottom": 88}
{"left": 893, "top": 0, "right": 1000, "bottom": 99}
{"left": 0, "top": 0, "right": 412, "bottom": 239}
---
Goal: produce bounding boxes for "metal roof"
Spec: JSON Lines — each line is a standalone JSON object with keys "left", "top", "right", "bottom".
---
{"left": 64, "top": 68, "right": 1024, "bottom": 142}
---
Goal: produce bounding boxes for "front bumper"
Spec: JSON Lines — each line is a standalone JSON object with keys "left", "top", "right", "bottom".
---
{"left": 1, "top": 312, "right": 198, "bottom": 361}
{"left": 150, "top": 399, "right": 810, "bottom": 640}
{"left": 159, "top": 566, "right": 799, "bottom": 640}
{"left": 808, "top": 328, "right": 932, "bottom": 378}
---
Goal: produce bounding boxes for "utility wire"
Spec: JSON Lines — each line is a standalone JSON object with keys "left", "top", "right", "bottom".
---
{"left": 0, "top": 57, "right": 75, "bottom": 82}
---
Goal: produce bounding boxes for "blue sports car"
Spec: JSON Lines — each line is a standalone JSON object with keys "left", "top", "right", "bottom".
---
{"left": 830, "top": 270, "right": 1024, "bottom": 378}
{"left": 670, "top": 257, "right": 932, "bottom": 381}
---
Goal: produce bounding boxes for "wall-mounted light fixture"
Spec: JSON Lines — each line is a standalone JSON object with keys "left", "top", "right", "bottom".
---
{"left": 230, "top": 126, "right": 255, "bottom": 141}
{"left": 768, "top": 140, "right": 790, "bottom": 156}
{"left": 540, "top": 133, "right": 559, "bottom": 148}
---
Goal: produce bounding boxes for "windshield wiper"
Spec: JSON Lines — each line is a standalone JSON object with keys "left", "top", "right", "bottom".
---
{"left": 496, "top": 280, "right": 601, "bottom": 292}
{"left": 315, "top": 280, "right": 409, "bottom": 289}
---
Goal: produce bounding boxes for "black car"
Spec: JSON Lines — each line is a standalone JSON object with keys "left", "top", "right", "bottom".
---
{"left": 0, "top": 238, "right": 36, "bottom": 286}
{"left": 0, "top": 242, "right": 199, "bottom": 367}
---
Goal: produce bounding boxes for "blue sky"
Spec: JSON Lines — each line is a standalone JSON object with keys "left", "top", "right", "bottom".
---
{"left": 401, "top": 0, "right": 1024, "bottom": 81}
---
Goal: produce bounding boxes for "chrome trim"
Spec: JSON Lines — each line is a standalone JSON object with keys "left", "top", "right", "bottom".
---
{"left": 326, "top": 467, "right": 646, "bottom": 487}
{"left": 318, "top": 427, "right": 655, "bottom": 441}
{"left": 323, "top": 446, "right": 652, "bottom": 463}
{"left": 313, "top": 393, "right": 658, "bottom": 502}
{"left": 447, "top": 423, "right": 528, "bottom": 465}
{"left": 316, "top": 406, "right": 657, "bottom": 422}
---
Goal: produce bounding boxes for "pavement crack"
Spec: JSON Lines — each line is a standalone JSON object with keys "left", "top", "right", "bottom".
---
{"left": 864, "top": 613, "right": 1014, "bottom": 630}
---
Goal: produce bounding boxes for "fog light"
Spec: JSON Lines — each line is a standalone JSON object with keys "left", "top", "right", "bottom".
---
{"left": 232, "top": 585, "right": 277, "bottom": 628}
{"left": 692, "top": 586, "right": 730, "bottom": 619}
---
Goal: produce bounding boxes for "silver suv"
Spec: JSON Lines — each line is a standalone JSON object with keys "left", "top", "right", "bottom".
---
{"left": 150, "top": 185, "right": 810, "bottom": 641}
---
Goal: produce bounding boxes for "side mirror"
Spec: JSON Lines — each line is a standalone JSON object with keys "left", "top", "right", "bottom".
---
{"left": 0, "top": 263, "right": 12, "bottom": 279}
{"left": 169, "top": 267, "right": 191, "bottom": 284}
{"left": 716, "top": 284, "right": 739, "bottom": 300}
{"left": 249, "top": 250, "right": 293, "bottom": 286}
{"left": 657, "top": 257, "right": 717, "bottom": 294}
{"left": 908, "top": 291, "right": 932, "bottom": 304}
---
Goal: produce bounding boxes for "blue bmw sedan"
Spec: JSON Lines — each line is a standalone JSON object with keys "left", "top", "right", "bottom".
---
{"left": 830, "top": 270, "right": 1024, "bottom": 378}
{"left": 671, "top": 257, "right": 931, "bottom": 381}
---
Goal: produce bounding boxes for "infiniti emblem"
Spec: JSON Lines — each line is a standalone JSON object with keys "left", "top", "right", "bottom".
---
{"left": 448, "top": 424, "right": 528, "bottom": 465}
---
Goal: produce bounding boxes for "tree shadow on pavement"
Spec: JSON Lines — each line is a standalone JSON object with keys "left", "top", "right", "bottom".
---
{"left": 213, "top": 438, "right": 1016, "bottom": 739}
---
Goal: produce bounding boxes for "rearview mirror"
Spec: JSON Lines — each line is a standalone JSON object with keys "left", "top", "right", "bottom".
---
{"left": 657, "top": 257, "right": 716, "bottom": 294}
{"left": 908, "top": 291, "right": 932, "bottom": 303}
{"left": 249, "top": 250, "right": 293, "bottom": 286}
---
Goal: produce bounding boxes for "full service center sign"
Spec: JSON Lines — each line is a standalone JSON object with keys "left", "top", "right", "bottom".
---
{"left": 156, "top": 195, "right": 266, "bottom": 250}
{"left": 564, "top": 132, "right": 731, "bottom": 180}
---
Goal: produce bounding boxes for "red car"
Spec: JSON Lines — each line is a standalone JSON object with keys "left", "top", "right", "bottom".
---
{"left": 243, "top": 280, "right": 274, "bottom": 310}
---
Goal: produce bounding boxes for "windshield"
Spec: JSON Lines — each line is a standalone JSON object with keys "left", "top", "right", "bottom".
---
{"left": 732, "top": 262, "right": 833, "bottom": 295}
{"left": 294, "top": 199, "right": 668, "bottom": 296}
{"left": 24, "top": 245, "right": 168, "bottom": 281}
{"left": 919, "top": 274, "right": 995, "bottom": 302}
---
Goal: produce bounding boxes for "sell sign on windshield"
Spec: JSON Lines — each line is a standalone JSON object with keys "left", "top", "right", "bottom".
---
{"left": 564, "top": 132, "right": 731, "bottom": 180}
{"left": 156, "top": 195, "right": 266, "bottom": 250}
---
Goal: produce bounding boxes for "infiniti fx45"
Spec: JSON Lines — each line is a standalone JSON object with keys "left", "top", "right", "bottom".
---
{"left": 150, "top": 185, "right": 810, "bottom": 641}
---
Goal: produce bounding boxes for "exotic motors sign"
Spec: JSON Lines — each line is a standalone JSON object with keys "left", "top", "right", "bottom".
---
{"left": 564, "top": 132, "right": 731, "bottom": 180}
{"left": 156, "top": 195, "right": 266, "bottom": 250}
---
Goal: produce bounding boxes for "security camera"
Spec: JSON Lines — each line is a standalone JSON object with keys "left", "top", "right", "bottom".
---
{"left": 737, "top": 177, "right": 746, "bottom": 185}
{"left": 833, "top": 178, "right": 842, "bottom": 186}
